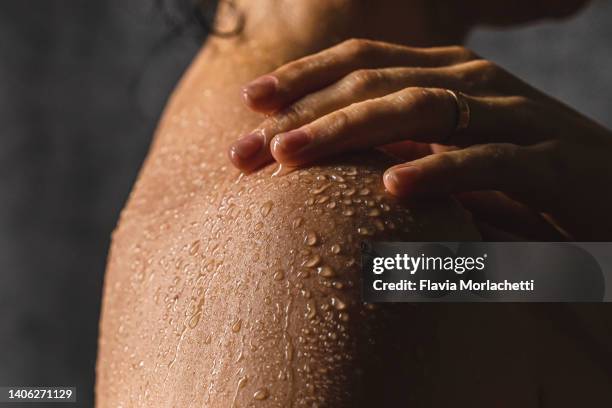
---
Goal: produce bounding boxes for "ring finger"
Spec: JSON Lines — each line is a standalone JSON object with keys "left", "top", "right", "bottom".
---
{"left": 230, "top": 61, "right": 496, "bottom": 171}
{"left": 269, "top": 87, "right": 551, "bottom": 167}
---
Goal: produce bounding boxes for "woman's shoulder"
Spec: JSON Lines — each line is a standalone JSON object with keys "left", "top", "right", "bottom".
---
{"left": 98, "top": 150, "right": 479, "bottom": 406}
{"left": 231, "top": 154, "right": 480, "bottom": 247}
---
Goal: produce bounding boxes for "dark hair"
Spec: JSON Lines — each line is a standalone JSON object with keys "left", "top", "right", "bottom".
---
{"left": 130, "top": 0, "right": 243, "bottom": 118}
{"left": 156, "top": 0, "right": 244, "bottom": 40}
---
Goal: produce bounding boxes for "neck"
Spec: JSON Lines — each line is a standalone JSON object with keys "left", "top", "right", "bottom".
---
{"left": 204, "top": 0, "right": 470, "bottom": 63}
{"left": 168, "top": 0, "right": 471, "bottom": 144}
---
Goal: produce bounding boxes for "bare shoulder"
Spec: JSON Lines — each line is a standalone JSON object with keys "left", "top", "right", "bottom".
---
{"left": 96, "top": 149, "right": 479, "bottom": 407}
{"left": 217, "top": 153, "right": 480, "bottom": 406}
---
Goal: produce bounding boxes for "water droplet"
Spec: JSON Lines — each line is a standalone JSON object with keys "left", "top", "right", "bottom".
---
{"left": 316, "top": 195, "right": 330, "bottom": 204}
{"left": 306, "top": 300, "right": 317, "bottom": 320}
{"left": 303, "top": 254, "right": 321, "bottom": 268}
{"left": 305, "top": 197, "right": 315, "bottom": 206}
{"left": 273, "top": 270, "right": 285, "bottom": 281}
{"left": 232, "top": 319, "right": 242, "bottom": 333}
{"left": 272, "top": 163, "right": 291, "bottom": 177}
{"left": 311, "top": 184, "right": 331, "bottom": 195}
{"left": 330, "top": 244, "right": 341, "bottom": 254}
{"left": 305, "top": 231, "right": 318, "bottom": 246}
{"left": 326, "top": 201, "right": 337, "bottom": 209}
{"left": 343, "top": 188, "right": 356, "bottom": 197}
{"left": 330, "top": 296, "right": 347, "bottom": 311}
{"left": 357, "top": 227, "right": 373, "bottom": 236}
{"left": 339, "top": 312, "right": 350, "bottom": 322}
{"left": 368, "top": 208, "right": 381, "bottom": 217}
{"left": 293, "top": 217, "right": 304, "bottom": 229}
{"left": 285, "top": 341, "right": 294, "bottom": 362}
{"left": 306, "top": 382, "right": 316, "bottom": 395}
{"left": 260, "top": 200, "right": 273, "bottom": 217}
{"left": 342, "top": 209, "right": 355, "bottom": 217}
{"left": 254, "top": 222, "right": 264, "bottom": 231}
{"left": 188, "top": 313, "right": 201, "bottom": 329}
{"left": 317, "top": 266, "right": 335, "bottom": 278}
{"left": 189, "top": 240, "right": 201, "bottom": 256}
{"left": 253, "top": 388, "right": 270, "bottom": 401}
{"left": 359, "top": 188, "right": 371, "bottom": 196}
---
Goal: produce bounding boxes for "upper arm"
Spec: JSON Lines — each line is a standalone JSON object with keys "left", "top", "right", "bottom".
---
{"left": 96, "top": 153, "right": 479, "bottom": 407}
{"left": 209, "top": 154, "right": 479, "bottom": 407}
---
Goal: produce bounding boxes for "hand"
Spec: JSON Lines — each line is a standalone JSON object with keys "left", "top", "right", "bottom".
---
{"left": 228, "top": 39, "right": 612, "bottom": 240}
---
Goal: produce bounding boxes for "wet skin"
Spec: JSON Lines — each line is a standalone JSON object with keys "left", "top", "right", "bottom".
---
{"left": 96, "top": 1, "right": 612, "bottom": 406}
{"left": 95, "top": 39, "right": 480, "bottom": 406}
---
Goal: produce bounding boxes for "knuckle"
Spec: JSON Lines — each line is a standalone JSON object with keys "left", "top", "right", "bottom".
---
{"left": 508, "top": 95, "right": 532, "bottom": 109}
{"left": 472, "top": 59, "right": 499, "bottom": 77}
{"left": 270, "top": 103, "right": 309, "bottom": 129}
{"left": 327, "top": 108, "right": 352, "bottom": 133}
{"left": 480, "top": 143, "right": 521, "bottom": 177}
{"left": 509, "top": 96, "right": 541, "bottom": 124}
{"left": 457, "top": 59, "right": 501, "bottom": 91}
{"left": 281, "top": 58, "right": 309, "bottom": 78}
{"left": 484, "top": 143, "right": 518, "bottom": 162}
{"left": 402, "top": 87, "right": 442, "bottom": 118}
{"left": 341, "top": 38, "right": 377, "bottom": 60}
{"left": 345, "top": 69, "right": 381, "bottom": 90}
{"left": 435, "top": 151, "right": 462, "bottom": 170}
{"left": 448, "top": 45, "right": 479, "bottom": 62}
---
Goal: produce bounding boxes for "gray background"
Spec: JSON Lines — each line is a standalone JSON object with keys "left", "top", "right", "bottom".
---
{"left": 0, "top": 1, "right": 610, "bottom": 406}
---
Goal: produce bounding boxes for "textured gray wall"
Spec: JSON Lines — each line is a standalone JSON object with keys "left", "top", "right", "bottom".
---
{"left": 469, "top": 1, "right": 612, "bottom": 129}
{"left": 0, "top": 2, "right": 199, "bottom": 406}
{"left": 0, "top": 1, "right": 610, "bottom": 406}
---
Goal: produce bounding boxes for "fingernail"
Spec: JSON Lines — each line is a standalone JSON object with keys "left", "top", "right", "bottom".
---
{"left": 231, "top": 131, "right": 264, "bottom": 161}
{"left": 243, "top": 75, "right": 278, "bottom": 103}
{"left": 273, "top": 129, "right": 311, "bottom": 155}
{"left": 384, "top": 166, "right": 421, "bottom": 195}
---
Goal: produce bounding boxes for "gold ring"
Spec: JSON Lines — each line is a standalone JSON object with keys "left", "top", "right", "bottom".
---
{"left": 446, "top": 89, "right": 470, "bottom": 132}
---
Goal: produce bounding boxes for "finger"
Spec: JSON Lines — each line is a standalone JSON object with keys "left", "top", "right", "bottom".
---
{"left": 269, "top": 87, "right": 548, "bottom": 166}
{"left": 383, "top": 142, "right": 559, "bottom": 200}
{"left": 227, "top": 129, "right": 271, "bottom": 173}
{"left": 243, "top": 39, "right": 479, "bottom": 112}
{"left": 457, "top": 191, "right": 569, "bottom": 240}
{"left": 230, "top": 65, "right": 475, "bottom": 171}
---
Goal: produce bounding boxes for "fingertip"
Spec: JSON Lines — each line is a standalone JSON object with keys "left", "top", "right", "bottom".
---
{"left": 383, "top": 165, "right": 422, "bottom": 197}
{"left": 228, "top": 131, "right": 274, "bottom": 172}
{"left": 227, "top": 144, "right": 252, "bottom": 171}
{"left": 242, "top": 75, "right": 279, "bottom": 110}
{"left": 270, "top": 129, "right": 311, "bottom": 164}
